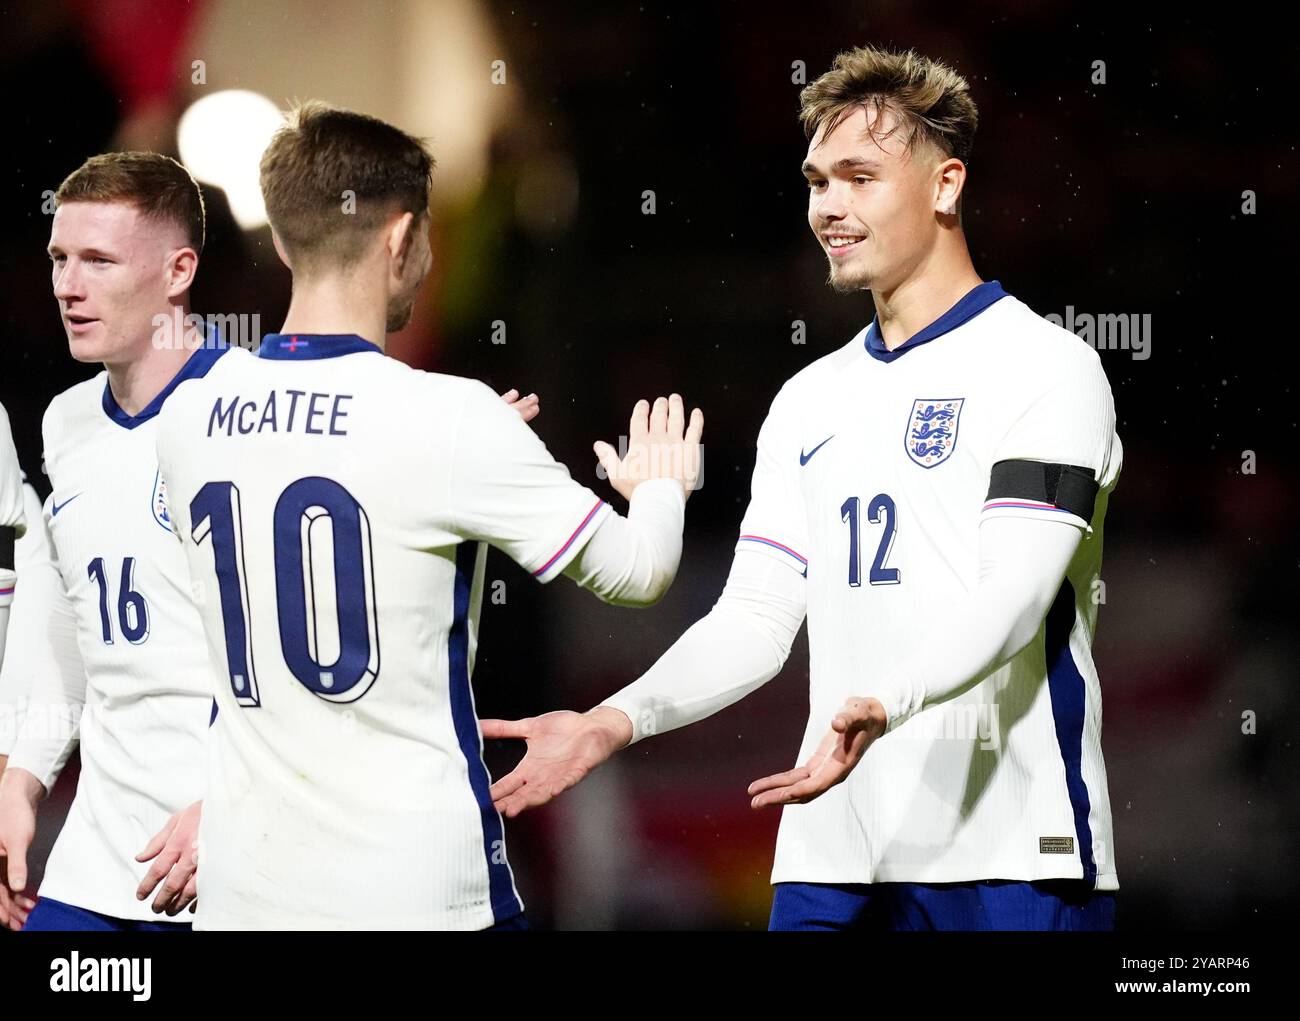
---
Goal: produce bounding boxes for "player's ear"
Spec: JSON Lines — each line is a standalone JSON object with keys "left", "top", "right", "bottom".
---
{"left": 386, "top": 211, "right": 415, "bottom": 269}
{"left": 164, "top": 245, "right": 200, "bottom": 299}
{"left": 934, "top": 156, "right": 966, "bottom": 220}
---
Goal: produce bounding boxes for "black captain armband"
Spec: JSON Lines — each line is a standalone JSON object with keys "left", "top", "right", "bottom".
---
{"left": 0, "top": 525, "right": 14, "bottom": 571}
{"left": 985, "top": 460, "right": 1100, "bottom": 522}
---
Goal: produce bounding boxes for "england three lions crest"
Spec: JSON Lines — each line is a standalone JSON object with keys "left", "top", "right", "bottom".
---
{"left": 151, "top": 469, "right": 175, "bottom": 534}
{"left": 904, "top": 398, "right": 965, "bottom": 468}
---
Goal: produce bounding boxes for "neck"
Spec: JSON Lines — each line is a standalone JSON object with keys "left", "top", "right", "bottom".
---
{"left": 104, "top": 306, "right": 203, "bottom": 417}
{"left": 872, "top": 237, "right": 983, "bottom": 351}
{"left": 279, "top": 269, "right": 387, "bottom": 352}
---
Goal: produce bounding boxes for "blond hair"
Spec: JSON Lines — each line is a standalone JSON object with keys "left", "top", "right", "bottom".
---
{"left": 799, "top": 46, "right": 978, "bottom": 167}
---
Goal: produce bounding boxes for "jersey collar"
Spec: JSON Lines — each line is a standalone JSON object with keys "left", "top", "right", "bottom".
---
{"left": 101, "top": 344, "right": 228, "bottom": 430}
{"left": 257, "top": 334, "right": 382, "bottom": 360}
{"left": 863, "top": 279, "right": 1008, "bottom": 363}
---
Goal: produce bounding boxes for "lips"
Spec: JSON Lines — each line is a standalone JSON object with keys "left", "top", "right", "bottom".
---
{"left": 825, "top": 236, "right": 866, "bottom": 259}
{"left": 65, "top": 314, "right": 99, "bottom": 333}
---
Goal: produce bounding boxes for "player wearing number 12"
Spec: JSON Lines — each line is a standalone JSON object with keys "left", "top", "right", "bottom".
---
{"left": 154, "top": 103, "right": 703, "bottom": 930}
{"left": 485, "top": 46, "right": 1123, "bottom": 931}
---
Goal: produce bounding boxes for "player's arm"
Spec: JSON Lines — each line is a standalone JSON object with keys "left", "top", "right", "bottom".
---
{"left": 450, "top": 384, "right": 702, "bottom": 607}
{"left": 0, "top": 499, "right": 87, "bottom": 928}
{"left": 0, "top": 403, "right": 26, "bottom": 720}
{"left": 483, "top": 546, "right": 806, "bottom": 816}
{"left": 0, "top": 484, "right": 42, "bottom": 780}
{"left": 750, "top": 348, "right": 1122, "bottom": 807}
{"left": 0, "top": 526, "right": 15, "bottom": 724}
{"left": 746, "top": 515, "right": 1083, "bottom": 807}
{"left": 481, "top": 388, "right": 810, "bottom": 816}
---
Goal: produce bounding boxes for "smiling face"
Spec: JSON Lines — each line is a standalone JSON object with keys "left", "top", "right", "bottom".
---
{"left": 804, "top": 104, "right": 953, "bottom": 295}
{"left": 48, "top": 200, "right": 196, "bottom": 366}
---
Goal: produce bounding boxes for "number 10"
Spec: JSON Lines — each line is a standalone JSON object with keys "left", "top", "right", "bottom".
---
{"left": 190, "top": 477, "right": 381, "bottom": 707}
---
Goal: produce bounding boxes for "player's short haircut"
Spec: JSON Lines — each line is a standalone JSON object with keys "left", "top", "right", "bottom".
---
{"left": 55, "top": 151, "right": 206, "bottom": 253}
{"left": 260, "top": 101, "right": 434, "bottom": 272}
{"left": 799, "top": 46, "right": 978, "bottom": 169}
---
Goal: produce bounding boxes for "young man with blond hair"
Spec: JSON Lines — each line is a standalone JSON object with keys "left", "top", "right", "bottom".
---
{"left": 153, "top": 103, "right": 702, "bottom": 930}
{"left": 485, "top": 45, "right": 1123, "bottom": 931}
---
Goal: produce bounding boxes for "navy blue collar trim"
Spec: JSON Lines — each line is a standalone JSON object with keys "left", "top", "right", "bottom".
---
{"left": 102, "top": 345, "right": 228, "bottom": 430}
{"left": 864, "top": 280, "right": 1008, "bottom": 363}
{"left": 257, "top": 333, "right": 382, "bottom": 360}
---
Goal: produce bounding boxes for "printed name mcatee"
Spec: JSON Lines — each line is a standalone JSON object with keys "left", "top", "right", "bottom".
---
{"left": 207, "top": 389, "right": 353, "bottom": 437}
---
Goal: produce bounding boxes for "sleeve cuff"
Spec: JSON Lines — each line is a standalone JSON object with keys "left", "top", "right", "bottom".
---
{"left": 597, "top": 694, "right": 652, "bottom": 745}
{"left": 530, "top": 498, "right": 613, "bottom": 583}
{"left": 734, "top": 534, "right": 808, "bottom": 575}
{"left": 981, "top": 500, "right": 1091, "bottom": 533}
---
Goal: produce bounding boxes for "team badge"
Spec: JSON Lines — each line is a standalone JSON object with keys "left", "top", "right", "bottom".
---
{"left": 904, "top": 398, "right": 964, "bottom": 468}
{"left": 151, "top": 469, "right": 175, "bottom": 533}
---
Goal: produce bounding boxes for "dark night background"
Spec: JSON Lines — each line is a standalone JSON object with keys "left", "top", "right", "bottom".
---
{"left": 0, "top": 0, "right": 1295, "bottom": 930}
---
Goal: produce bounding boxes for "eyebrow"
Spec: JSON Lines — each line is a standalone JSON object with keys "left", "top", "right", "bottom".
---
{"left": 801, "top": 157, "right": 884, "bottom": 176}
{"left": 46, "top": 244, "right": 115, "bottom": 258}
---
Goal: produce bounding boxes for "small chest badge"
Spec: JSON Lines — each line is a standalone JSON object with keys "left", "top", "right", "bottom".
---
{"left": 151, "top": 469, "right": 175, "bottom": 534}
{"left": 904, "top": 398, "right": 964, "bottom": 468}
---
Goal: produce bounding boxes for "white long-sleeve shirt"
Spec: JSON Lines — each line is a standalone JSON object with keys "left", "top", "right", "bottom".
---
{"left": 154, "top": 336, "right": 689, "bottom": 930}
{"left": 605, "top": 281, "right": 1123, "bottom": 891}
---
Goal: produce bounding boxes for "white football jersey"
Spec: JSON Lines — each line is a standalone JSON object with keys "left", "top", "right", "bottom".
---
{"left": 154, "top": 335, "right": 612, "bottom": 930}
{"left": 5, "top": 351, "right": 225, "bottom": 919}
{"left": 737, "top": 281, "right": 1122, "bottom": 892}
{"left": 0, "top": 480, "right": 51, "bottom": 757}
{"left": 0, "top": 401, "right": 26, "bottom": 610}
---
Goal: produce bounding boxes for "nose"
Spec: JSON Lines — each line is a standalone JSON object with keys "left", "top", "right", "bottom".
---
{"left": 812, "top": 182, "right": 848, "bottom": 227}
{"left": 53, "top": 258, "right": 85, "bottom": 304}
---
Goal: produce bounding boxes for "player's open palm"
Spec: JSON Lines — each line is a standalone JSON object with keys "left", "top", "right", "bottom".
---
{"left": 748, "top": 698, "right": 887, "bottom": 809}
{"left": 481, "top": 709, "right": 630, "bottom": 817}
{"left": 0, "top": 783, "right": 38, "bottom": 930}
{"left": 135, "top": 799, "right": 202, "bottom": 916}
{"left": 594, "top": 394, "right": 703, "bottom": 502}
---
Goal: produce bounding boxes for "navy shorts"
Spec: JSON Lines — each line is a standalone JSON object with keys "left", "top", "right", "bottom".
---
{"left": 770, "top": 879, "right": 1116, "bottom": 931}
{"left": 486, "top": 912, "right": 531, "bottom": 931}
{"left": 22, "top": 897, "right": 192, "bottom": 932}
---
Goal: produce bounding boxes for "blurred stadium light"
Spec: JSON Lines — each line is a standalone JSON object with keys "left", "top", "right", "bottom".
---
{"left": 177, "top": 89, "right": 283, "bottom": 229}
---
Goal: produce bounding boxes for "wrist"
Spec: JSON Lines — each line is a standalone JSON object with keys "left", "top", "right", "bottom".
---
{"left": 628, "top": 475, "right": 688, "bottom": 505}
{"left": 0, "top": 766, "right": 46, "bottom": 809}
{"left": 585, "top": 706, "right": 634, "bottom": 751}
{"left": 863, "top": 697, "right": 889, "bottom": 737}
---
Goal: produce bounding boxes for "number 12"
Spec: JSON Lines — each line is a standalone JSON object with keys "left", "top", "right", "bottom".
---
{"left": 840, "top": 493, "right": 900, "bottom": 587}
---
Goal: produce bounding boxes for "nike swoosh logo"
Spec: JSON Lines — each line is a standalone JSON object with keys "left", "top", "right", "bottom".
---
{"left": 51, "top": 493, "right": 81, "bottom": 516}
{"left": 799, "top": 435, "right": 835, "bottom": 466}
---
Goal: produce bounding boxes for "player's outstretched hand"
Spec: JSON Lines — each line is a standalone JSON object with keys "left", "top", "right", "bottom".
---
{"left": 135, "top": 799, "right": 202, "bottom": 916}
{"left": 594, "top": 394, "right": 703, "bottom": 502}
{"left": 500, "top": 388, "right": 540, "bottom": 423}
{"left": 481, "top": 707, "right": 633, "bottom": 818}
{"left": 0, "top": 768, "right": 43, "bottom": 930}
{"left": 748, "top": 698, "right": 888, "bottom": 809}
